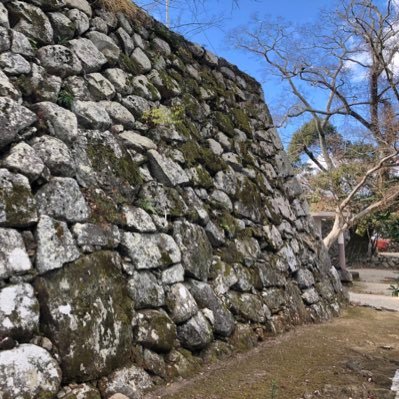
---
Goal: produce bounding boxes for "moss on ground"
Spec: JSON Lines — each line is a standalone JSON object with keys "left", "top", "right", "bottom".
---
{"left": 148, "top": 307, "right": 399, "bottom": 399}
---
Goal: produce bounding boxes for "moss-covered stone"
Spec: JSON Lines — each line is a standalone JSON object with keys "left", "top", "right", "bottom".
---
{"left": 35, "top": 251, "right": 133, "bottom": 383}
{"left": 232, "top": 108, "right": 252, "bottom": 135}
{"left": 180, "top": 141, "right": 227, "bottom": 175}
{"left": 166, "top": 349, "right": 202, "bottom": 379}
{"left": 194, "top": 166, "right": 214, "bottom": 189}
{"left": 173, "top": 119, "right": 200, "bottom": 140}
{"left": 134, "top": 309, "right": 177, "bottom": 353}
{"left": 233, "top": 178, "right": 266, "bottom": 223}
{"left": 118, "top": 53, "right": 141, "bottom": 75}
{"left": 86, "top": 139, "right": 142, "bottom": 187}
{"left": 152, "top": 21, "right": 186, "bottom": 49}
{"left": 83, "top": 188, "right": 126, "bottom": 226}
{"left": 218, "top": 211, "right": 239, "bottom": 238}
{"left": 173, "top": 220, "right": 213, "bottom": 282}
{"left": 214, "top": 111, "right": 235, "bottom": 137}
{"left": 0, "top": 169, "right": 37, "bottom": 228}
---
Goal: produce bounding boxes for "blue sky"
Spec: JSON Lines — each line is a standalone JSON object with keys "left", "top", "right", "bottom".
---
{"left": 135, "top": 0, "right": 336, "bottom": 146}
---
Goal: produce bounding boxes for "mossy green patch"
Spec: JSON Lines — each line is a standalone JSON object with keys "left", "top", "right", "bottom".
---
{"left": 182, "top": 78, "right": 201, "bottom": 96}
{"left": 152, "top": 21, "right": 185, "bottom": 49}
{"left": 218, "top": 211, "right": 239, "bottom": 238}
{"left": 83, "top": 188, "right": 125, "bottom": 226}
{"left": 157, "top": 69, "right": 179, "bottom": 96}
{"left": 235, "top": 179, "right": 263, "bottom": 215}
{"left": 86, "top": 140, "right": 142, "bottom": 187}
{"left": 232, "top": 108, "right": 252, "bottom": 135}
{"left": 119, "top": 53, "right": 141, "bottom": 75}
{"left": 195, "top": 166, "right": 214, "bottom": 189}
{"left": 174, "top": 119, "right": 200, "bottom": 140}
{"left": 0, "top": 184, "right": 36, "bottom": 227}
{"left": 176, "top": 46, "right": 193, "bottom": 62}
{"left": 237, "top": 141, "right": 255, "bottom": 166}
{"left": 214, "top": 111, "right": 235, "bottom": 137}
{"left": 180, "top": 141, "right": 227, "bottom": 175}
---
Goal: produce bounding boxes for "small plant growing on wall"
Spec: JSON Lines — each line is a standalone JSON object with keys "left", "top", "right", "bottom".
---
{"left": 389, "top": 278, "right": 399, "bottom": 297}
{"left": 57, "top": 88, "right": 74, "bottom": 109}
{"left": 142, "top": 104, "right": 184, "bottom": 127}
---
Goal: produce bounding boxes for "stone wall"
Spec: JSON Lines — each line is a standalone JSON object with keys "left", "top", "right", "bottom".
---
{"left": 0, "top": 0, "right": 347, "bottom": 397}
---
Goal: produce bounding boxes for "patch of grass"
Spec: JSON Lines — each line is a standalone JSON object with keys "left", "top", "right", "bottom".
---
{"left": 137, "top": 198, "right": 157, "bottom": 215}
{"left": 57, "top": 88, "right": 74, "bottom": 109}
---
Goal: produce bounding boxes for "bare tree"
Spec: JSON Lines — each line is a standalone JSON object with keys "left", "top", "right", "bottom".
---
{"left": 135, "top": 0, "right": 238, "bottom": 36}
{"left": 232, "top": 0, "right": 399, "bottom": 249}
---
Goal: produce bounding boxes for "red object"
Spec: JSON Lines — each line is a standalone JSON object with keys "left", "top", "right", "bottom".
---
{"left": 376, "top": 238, "right": 390, "bottom": 251}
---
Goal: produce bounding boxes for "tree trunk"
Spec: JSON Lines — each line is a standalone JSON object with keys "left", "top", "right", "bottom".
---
{"left": 323, "top": 212, "right": 344, "bottom": 249}
{"left": 345, "top": 228, "right": 370, "bottom": 265}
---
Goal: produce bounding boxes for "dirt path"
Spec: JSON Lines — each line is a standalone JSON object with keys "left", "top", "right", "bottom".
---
{"left": 145, "top": 307, "right": 399, "bottom": 399}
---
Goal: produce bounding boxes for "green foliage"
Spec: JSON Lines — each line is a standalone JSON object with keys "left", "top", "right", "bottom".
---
{"left": 370, "top": 211, "right": 399, "bottom": 240}
{"left": 142, "top": 105, "right": 184, "bottom": 127}
{"left": 137, "top": 198, "right": 157, "bottom": 215}
{"left": 57, "top": 88, "right": 74, "bottom": 109}
{"left": 287, "top": 119, "right": 340, "bottom": 165}
{"left": 389, "top": 278, "right": 399, "bottom": 297}
{"left": 28, "top": 38, "right": 38, "bottom": 50}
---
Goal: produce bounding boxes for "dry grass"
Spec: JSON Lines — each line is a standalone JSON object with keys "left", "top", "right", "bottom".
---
{"left": 93, "top": 0, "right": 145, "bottom": 20}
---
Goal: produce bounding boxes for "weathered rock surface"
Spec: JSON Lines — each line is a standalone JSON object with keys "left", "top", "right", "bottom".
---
{"left": 0, "top": 168, "right": 38, "bottom": 227}
{"left": 35, "top": 177, "right": 89, "bottom": 222}
{"left": 128, "top": 271, "right": 165, "bottom": 309}
{"left": 0, "top": 228, "right": 32, "bottom": 279}
{"left": 99, "top": 364, "right": 152, "bottom": 399}
{"left": 37, "top": 45, "right": 82, "bottom": 77}
{"left": 0, "top": 97, "right": 36, "bottom": 149}
{"left": 187, "top": 280, "right": 235, "bottom": 337}
{"left": 69, "top": 37, "right": 107, "bottom": 72}
{"left": 0, "top": 344, "right": 61, "bottom": 398}
{"left": 0, "top": 283, "right": 39, "bottom": 339}
{"left": 32, "top": 101, "right": 78, "bottom": 143}
{"left": 121, "top": 232, "right": 181, "bottom": 270}
{"left": 35, "top": 251, "right": 133, "bottom": 382}
{"left": 35, "top": 215, "right": 80, "bottom": 273}
{"left": 177, "top": 311, "right": 213, "bottom": 351}
{"left": 31, "top": 135, "right": 75, "bottom": 177}
{"left": 173, "top": 221, "right": 213, "bottom": 281}
{"left": 133, "top": 309, "right": 176, "bottom": 352}
{"left": 3, "top": 142, "right": 45, "bottom": 181}
{"left": 166, "top": 283, "right": 198, "bottom": 324}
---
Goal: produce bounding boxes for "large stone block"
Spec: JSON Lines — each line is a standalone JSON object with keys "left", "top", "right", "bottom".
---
{"left": 173, "top": 221, "right": 213, "bottom": 281}
{"left": 35, "top": 251, "right": 133, "bottom": 382}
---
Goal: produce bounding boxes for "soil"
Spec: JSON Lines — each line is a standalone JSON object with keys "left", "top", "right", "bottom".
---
{"left": 145, "top": 307, "right": 399, "bottom": 399}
